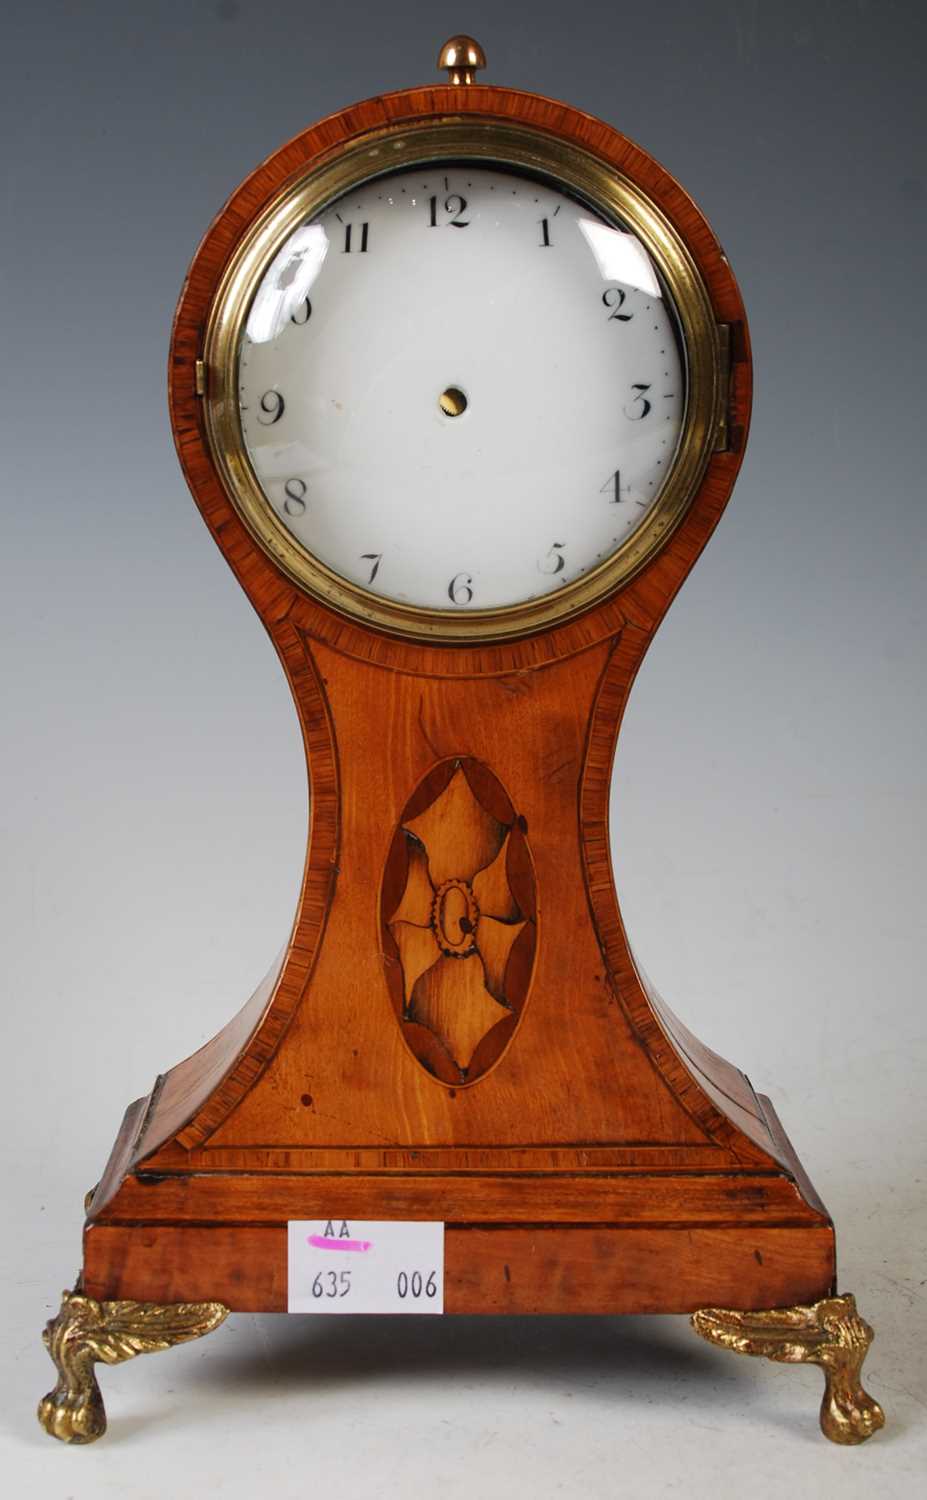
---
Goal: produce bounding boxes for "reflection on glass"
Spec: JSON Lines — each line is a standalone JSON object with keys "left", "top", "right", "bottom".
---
{"left": 246, "top": 225, "right": 329, "bottom": 342}
{"left": 578, "top": 219, "right": 662, "bottom": 297}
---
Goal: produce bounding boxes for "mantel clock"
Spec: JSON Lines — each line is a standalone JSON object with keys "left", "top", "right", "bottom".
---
{"left": 39, "top": 36, "right": 884, "bottom": 1448}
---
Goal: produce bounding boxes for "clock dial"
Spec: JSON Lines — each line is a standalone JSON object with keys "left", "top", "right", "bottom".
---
{"left": 237, "top": 164, "right": 685, "bottom": 613}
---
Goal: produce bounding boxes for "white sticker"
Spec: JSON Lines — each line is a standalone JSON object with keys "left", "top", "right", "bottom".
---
{"left": 287, "top": 1219, "right": 444, "bottom": 1314}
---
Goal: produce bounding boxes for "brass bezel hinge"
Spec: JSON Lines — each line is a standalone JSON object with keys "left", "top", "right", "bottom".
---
{"left": 195, "top": 358, "right": 207, "bottom": 397}
{"left": 712, "top": 320, "right": 749, "bottom": 454}
{"left": 713, "top": 323, "right": 732, "bottom": 452}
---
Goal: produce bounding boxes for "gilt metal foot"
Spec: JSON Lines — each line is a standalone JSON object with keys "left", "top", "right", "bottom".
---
{"left": 691, "top": 1293, "right": 885, "bottom": 1445}
{"left": 38, "top": 1287, "right": 229, "bottom": 1444}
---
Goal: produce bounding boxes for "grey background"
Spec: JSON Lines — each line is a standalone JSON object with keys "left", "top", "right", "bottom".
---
{"left": 2, "top": 1, "right": 924, "bottom": 1494}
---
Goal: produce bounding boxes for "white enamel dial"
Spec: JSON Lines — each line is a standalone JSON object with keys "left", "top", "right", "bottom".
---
{"left": 238, "top": 164, "right": 685, "bottom": 613}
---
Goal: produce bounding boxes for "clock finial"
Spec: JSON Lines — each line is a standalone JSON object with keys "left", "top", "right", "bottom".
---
{"left": 437, "top": 35, "right": 486, "bottom": 85}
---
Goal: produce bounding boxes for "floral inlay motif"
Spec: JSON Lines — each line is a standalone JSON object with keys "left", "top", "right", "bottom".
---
{"left": 381, "top": 758, "right": 537, "bottom": 1085}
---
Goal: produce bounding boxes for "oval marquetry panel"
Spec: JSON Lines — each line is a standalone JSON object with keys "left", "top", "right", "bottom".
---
{"left": 380, "top": 757, "right": 537, "bottom": 1086}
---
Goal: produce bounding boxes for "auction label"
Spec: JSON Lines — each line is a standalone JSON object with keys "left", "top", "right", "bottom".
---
{"left": 287, "top": 1219, "right": 444, "bottom": 1314}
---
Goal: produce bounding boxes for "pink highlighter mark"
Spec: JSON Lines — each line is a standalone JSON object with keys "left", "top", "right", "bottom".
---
{"left": 308, "top": 1234, "right": 373, "bottom": 1253}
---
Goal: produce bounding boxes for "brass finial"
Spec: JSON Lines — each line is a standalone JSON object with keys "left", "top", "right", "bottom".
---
{"left": 438, "top": 35, "right": 486, "bottom": 85}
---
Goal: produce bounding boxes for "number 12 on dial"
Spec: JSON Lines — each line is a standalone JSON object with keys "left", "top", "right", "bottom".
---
{"left": 287, "top": 1220, "right": 445, "bottom": 1313}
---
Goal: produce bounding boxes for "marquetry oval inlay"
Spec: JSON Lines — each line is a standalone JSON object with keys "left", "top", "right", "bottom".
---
{"left": 381, "top": 757, "right": 538, "bottom": 1087}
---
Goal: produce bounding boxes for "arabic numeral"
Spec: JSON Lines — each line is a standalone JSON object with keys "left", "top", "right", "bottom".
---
{"left": 539, "top": 217, "right": 552, "bottom": 247}
{"left": 624, "top": 383, "right": 652, "bottom": 420}
{"left": 600, "top": 470, "right": 622, "bottom": 503}
{"left": 257, "top": 390, "right": 285, "bottom": 425}
{"left": 539, "top": 542, "right": 566, "bottom": 574}
{"left": 343, "top": 222, "right": 369, "bottom": 253}
{"left": 290, "top": 296, "right": 312, "bottom": 325}
{"left": 603, "top": 286, "right": 633, "bottom": 322}
{"left": 283, "top": 478, "right": 307, "bottom": 516}
{"left": 448, "top": 572, "right": 474, "bottom": 605}
{"left": 361, "top": 552, "right": 382, "bottom": 584}
{"left": 428, "top": 193, "right": 470, "bottom": 228}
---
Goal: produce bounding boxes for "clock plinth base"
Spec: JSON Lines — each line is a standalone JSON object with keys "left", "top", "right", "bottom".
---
{"left": 77, "top": 1085, "right": 838, "bottom": 1315}
{"left": 692, "top": 1294, "right": 885, "bottom": 1445}
{"left": 46, "top": 1072, "right": 880, "bottom": 1446}
{"left": 37, "top": 1286, "right": 228, "bottom": 1445}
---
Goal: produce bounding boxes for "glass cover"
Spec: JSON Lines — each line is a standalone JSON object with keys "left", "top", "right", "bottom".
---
{"left": 238, "top": 164, "right": 685, "bottom": 613}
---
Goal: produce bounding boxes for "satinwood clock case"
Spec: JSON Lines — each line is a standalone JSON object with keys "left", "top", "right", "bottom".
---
{"left": 38, "top": 42, "right": 884, "bottom": 1448}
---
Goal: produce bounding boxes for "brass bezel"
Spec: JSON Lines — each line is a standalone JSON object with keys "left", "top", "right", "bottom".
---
{"left": 204, "top": 118, "right": 722, "bottom": 642}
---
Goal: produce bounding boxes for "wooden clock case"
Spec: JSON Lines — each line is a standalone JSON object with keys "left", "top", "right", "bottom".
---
{"left": 38, "top": 60, "right": 883, "bottom": 1449}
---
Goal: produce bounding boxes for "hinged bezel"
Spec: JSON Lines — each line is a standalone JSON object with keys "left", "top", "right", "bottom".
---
{"left": 203, "top": 116, "right": 723, "bottom": 642}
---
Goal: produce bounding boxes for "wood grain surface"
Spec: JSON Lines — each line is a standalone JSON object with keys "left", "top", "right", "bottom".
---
{"left": 84, "top": 1225, "right": 834, "bottom": 1316}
